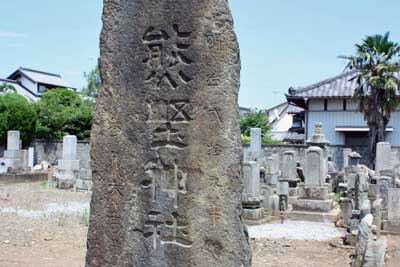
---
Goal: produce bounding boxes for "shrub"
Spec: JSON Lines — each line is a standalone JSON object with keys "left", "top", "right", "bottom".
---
{"left": 36, "top": 88, "right": 94, "bottom": 140}
{"left": 0, "top": 93, "right": 37, "bottom": 147}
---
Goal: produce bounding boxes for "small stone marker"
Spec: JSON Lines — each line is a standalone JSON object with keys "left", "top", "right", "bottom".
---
{"left": 86, "top": 0, "right": 251, "bottom": 266}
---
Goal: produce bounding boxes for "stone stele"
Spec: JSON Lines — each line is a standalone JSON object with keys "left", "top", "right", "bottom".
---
{"left": 85, "top": 1, "right": 251, "bottom": 267}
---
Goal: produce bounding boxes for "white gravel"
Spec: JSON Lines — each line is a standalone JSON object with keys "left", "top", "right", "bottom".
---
{"left": 248, "top": 220, "right": 344, "bottom": 241}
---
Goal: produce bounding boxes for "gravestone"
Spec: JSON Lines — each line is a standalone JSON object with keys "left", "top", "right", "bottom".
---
{"left": 377, "top": 176, "right": 391, "bottom": 219}
{"left": 376, "top": 142, "right": 391, "bottom": 174}
{"left": 281, "top": 151, "right": 296, "bottom": 179}
{"left": 304, "top": 146, "right": 325, "bottom": 187}
{"left": 250, "top": 128, "right": 262, "bottom": 152}
{"left": 388, "top": 188, "right": 400, "bottom": 221}
{"left": 242, "top": 161, "right": 264, "bottom": 221}
{"left": 246, "top": 128, "right": 262, "bottom": 162}
{"left": 52, "top": 135, "right": 80, "bottom": 189}
{"left": 343, "top": 148, "right": 352, "bottom": 169}
{"left": 0, "top": 131, "right": 22, "bottom": 173}
{"left": 28, "top": 147, "right": 34, "bottom": 169}
{"left": 86, "top": 1, "right": 251, "bottom": 266}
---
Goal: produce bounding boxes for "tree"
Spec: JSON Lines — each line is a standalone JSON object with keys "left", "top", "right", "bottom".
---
{"left": 82, "top": 64, "right": 102, "bottom": 98}
{"left": 0, "top": 83, "right": 16, "bottom": 95}
{"left": 240, "top": 111, "right": 276, "bottom": 144}
{"left": 341, "top": 32, "right": 400, "bottom": 167}
{"left": 36, "top": 88, "right": 94, "bottom": 140}
{"left": 0, "top": 93, "right": 37, "bottom": 147}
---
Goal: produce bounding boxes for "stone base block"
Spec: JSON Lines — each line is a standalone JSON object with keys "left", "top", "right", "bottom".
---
{"left": 0, "top": 172, "right": 48, "bottom": 184}
{"left": 288, "top": 196, "right": 298, "bottom": 205}
{"left": 289, "top": 187, "right": 298, "bottom": 197}
{"left": 243, "top": 207, "right": 264, "bottom": 221}
{"left": 288, "top": 208, "right": 340, "bottom": 223}
{"left": 382, "top": 220, "right": 400, "bottom": 235}
{"left": 292, "top": 199, "right": 334, "bottom": 213}
{"left": 75, "top": 179, "right": 92, "bottom": 191}
{"left": 57, "top": 179, "right": 76, "bottom": 190}
{"left": 4, "top": 150, "right": 21, "bottom": 159}
{"left": 368, "top": 184, "right": 377, "bottom": 199}
{"left": 299, "top": 186, "right": 329, "bottom": 200}
{"left": 344, "top": 232, "right": 357, "bottom": 246}
{"left": 58, "top": 159, "right": 80, "bottom": 171}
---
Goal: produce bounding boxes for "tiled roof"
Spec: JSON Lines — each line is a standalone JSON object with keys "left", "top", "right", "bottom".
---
{"left": 287, "top": 104, "right": 304, "bottom": 114}
{"left": 287, "top": 70, "right": 400, "bottom": 99}
{"left": 8, "top": 67, "right": 74, "bottom": 89}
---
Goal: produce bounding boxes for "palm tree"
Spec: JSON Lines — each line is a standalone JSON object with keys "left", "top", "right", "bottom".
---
{"left": 341, "top": 32, "right": 400, "bottom": 167}
{"left": 0, "top": 83, "right": 16, "bottom": 94}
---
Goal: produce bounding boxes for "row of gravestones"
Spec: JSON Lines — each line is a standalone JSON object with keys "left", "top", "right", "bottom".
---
{"left": 242, "top": 123, "right": 341, "bottom": 222}
{"left": 337, "top": 150, "right": 390, "bottom": 266}
{"left": 0, "top": 130, "right": 91, "bottom": 191}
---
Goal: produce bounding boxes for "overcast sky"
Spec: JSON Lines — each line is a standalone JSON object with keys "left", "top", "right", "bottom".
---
{"left": 1, "top": 0, "right": 400, "bottom": 109}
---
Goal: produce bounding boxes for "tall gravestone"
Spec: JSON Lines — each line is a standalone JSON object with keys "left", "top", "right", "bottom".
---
{"left": 86, "top": 1, "right": 251, "bottom": 266}
{"left": 376, "top": 142, "right": 391, "bottom": 174}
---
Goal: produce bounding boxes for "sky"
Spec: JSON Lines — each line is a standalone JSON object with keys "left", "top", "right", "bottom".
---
{"left": 1, "top": 0, "right": 400, "bottom": 109}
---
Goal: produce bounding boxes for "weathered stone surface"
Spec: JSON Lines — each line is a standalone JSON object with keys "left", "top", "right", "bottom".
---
{"left": 388, "top": 188, "right": 400, "bottom": 221}
{"left": 305, "top": 146, "right": 326, "bottom": 187}
{"left": 343, "top": 148, "right": 352, "bottom": 169}
{"left": 7, "top": 131, "right": 20, "bottom": 151}
{"left": 86, "top": 1, "right": 251, "bottom": 266}
{"left": 376, "top": 142, "right": 391, "bottom": 174}
{"left": 282, "top": 150, "right": 296, "bottom": 179}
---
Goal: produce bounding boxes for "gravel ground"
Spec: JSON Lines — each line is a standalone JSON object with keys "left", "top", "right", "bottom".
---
{"left": 1, "top": 181, "right": 400, "bottom": 267}
{"left": 248, "top": 220, "right": 344, "bottom": 241}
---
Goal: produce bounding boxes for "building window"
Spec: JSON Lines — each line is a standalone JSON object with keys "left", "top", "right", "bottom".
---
{"left": 343, "top": 99, "right": 347, "bottom": 111}
{"left": 38, "top": 84, "right": 48, "bottom": 93}
{"left": 324, "top": 99, "right": 328, "bottom": 111}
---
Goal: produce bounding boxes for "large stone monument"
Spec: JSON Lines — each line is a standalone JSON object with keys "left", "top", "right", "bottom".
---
{"left": 52, "top": 135, "right": 80, "bottom": 189}
{"left": 86, "top": 1, "right": 251, "bottom": 266}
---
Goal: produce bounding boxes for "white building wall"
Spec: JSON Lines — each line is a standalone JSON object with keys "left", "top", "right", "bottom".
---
{"left": 307, "top": 99, "right": 400, "bottom": 145}
{"left": 18, "top": 76, "right": 38, "bottom": 95}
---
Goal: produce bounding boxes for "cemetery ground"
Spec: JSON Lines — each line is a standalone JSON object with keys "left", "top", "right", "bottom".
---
{"left": 0, "top": 181, "right": 400, "bottom": 267}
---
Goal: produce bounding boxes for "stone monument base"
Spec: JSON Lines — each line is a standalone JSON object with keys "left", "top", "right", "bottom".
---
{"left": 382, "top": 220, "right": 400, "bottom": 235}
{"left": 292, "top": 199, "right": 334, "bottom": 213}
{"left": 288, "top": 208, "right": 340, "bottom": 223}
{"left": 0, "top": 171, "right": 48, "bottom": 184}
{"left": 75, "top": 178, "right": 93, "bottom": 191}
{"left": 243, "top": 207, "right": 264, "bottom": 221}
{"left": 298, "top": 185, "right": 330, "bottom": 200}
